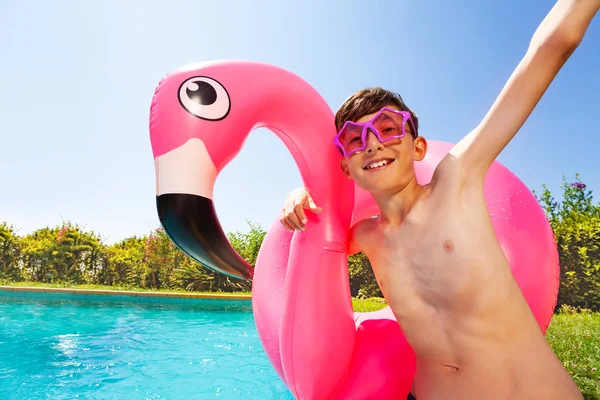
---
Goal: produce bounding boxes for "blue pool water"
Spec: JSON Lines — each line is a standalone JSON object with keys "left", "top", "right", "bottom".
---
{"left": 0, "top": 291, "right": 294, "bottom": 399}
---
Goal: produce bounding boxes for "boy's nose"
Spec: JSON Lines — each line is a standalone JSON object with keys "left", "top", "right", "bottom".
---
{"left": 365, "top": 130, "right": 383, "bottom": 153}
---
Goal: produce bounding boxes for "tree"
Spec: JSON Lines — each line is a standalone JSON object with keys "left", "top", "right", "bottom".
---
{"left": 103, "top": 236, "right": 145, "bottom": 286}
{"left": 535, "top": 174, "right": 599, "bottom": 311}
{"left": 227, "top": 221, "right": 266, "bottom": 267}
{"left": 140, "top": 228, "right": 185, "bottom": 289}
{"left": 0, "top": 223, "right": 21, "bottom": 280}
{"left": 171, "top": 221, "right": 268, "bottom": 292}
{"left": 17, "top": 223, "right": 107, "bottom": 284}
{"left": 348, "top": 252, "right": 382, "bottom": 298}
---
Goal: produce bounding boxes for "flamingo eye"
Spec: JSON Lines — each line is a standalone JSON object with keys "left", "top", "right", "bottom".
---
{"left": 178, "top": 76, "right": 230, "bottom": 121}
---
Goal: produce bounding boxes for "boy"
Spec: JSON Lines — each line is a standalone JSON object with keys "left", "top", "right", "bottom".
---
{"left": 280, "top": 1, "right": 598, "bottom": 399}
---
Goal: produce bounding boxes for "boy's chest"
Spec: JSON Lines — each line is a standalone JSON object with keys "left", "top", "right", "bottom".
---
{"left": 365, "top": 207, "right": 486, "bottom": 307}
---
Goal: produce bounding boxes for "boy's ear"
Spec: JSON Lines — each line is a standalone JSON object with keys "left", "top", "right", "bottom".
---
{"left": 413, "top": 137, "right": 428, "bottom": 161}
{"left": 340, "top": 158, "right": 352, "bottom": 179}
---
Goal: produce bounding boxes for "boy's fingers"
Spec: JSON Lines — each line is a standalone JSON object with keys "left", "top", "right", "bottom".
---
{"left": 279, "top": 210, "right": 294, "bottom": 231}
{"left": 294, "top": 203, "right": 308, "bottom": 224}
{"left": 281, "top": 220, "right": 294, "bottom": 231}
{"left": 287, "top": 216, "right": 302, "bottom": 231}
{"left": 307, "top": 197, "right": 323, "bottom": 213}
{"left": 285, "top": 207, "right": 304, "bottom": 231}
{"left": 284, "top": 215, "right": 299, "bottom": 231}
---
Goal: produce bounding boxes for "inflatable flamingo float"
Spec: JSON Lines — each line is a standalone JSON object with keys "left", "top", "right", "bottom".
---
{"left": 148, "top": 60, "right": 560, "bottom": 399}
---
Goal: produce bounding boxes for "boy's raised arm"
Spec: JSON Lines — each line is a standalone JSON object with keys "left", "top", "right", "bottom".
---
{"left": 449, "top": 0, "right": 598, "bottom": 184}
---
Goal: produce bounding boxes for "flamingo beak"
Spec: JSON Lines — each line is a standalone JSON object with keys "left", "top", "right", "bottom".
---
{"left": 154, "top": 139, "right": 253, "bottom": 281}
{"left": 156, "top": 193, "right": 253, "bottom": 280}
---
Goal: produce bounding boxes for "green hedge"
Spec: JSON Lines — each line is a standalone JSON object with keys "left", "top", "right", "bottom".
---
{"left": 1, "top": 174, "right": 598, "bottom": 310}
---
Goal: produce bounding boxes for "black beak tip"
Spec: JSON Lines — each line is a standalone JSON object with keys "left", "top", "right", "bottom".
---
{"left": 156, "top": 193, "right": 254, "bottom": 281}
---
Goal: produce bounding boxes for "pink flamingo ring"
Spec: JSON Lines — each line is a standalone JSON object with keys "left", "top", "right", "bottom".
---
{"left": 148, "top": 60, "right": 560, "bottom": 399}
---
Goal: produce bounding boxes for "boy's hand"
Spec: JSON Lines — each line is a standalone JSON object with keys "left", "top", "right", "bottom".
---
{"left": 279, "top": 187, "right": 323, "bottom": 231}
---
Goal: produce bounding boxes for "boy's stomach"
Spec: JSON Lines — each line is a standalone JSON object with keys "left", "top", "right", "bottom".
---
{"left": 411, "top": 343, "right": 579, "bottom": 400}
{"left": 397, "top": 298, "right": 580, "bottom": 400}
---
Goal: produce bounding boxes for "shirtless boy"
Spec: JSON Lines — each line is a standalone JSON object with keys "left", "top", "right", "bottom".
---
{"left": 279, "top": 1, "right": 599, "bottom": 399}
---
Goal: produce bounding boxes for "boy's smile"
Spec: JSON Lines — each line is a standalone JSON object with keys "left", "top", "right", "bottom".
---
{"left": 363, "top": 157, "right": 395, "bottom": 171}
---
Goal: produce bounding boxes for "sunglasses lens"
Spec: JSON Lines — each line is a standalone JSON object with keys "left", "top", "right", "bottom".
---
{"left": 339, "top": 123, "right": 364, "bottom": 154}
{"left": 372, "top": 110, "right": 406, "bottom": 140}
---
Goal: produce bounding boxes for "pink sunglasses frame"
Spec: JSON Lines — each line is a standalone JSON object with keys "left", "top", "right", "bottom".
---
{"left": 333, "top": 107, "right": 416, "bottom": 157}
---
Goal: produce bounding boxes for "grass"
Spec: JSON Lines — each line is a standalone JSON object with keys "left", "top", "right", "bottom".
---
{"left": 546, "top": 305, "right": 600, "bottom": 400}
{"left": 1, "top": 282, "right": 597, "bottom": 398}
{"left": 0, "top": 281, "right": 252, "bottom": 296}
{"left": 1, "top": 281, "right": 384, "bottom": 307}
{"left": 352, "top": 297, "right": 388, "bottom": 312}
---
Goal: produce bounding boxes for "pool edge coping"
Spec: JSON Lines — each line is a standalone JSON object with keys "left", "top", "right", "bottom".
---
{"left": 0, "top": 286, "right": 252, "bottom": 300}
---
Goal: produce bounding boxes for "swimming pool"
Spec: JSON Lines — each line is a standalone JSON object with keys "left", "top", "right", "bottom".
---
{"left": 0, "top": 291, "right": 294, "bottom": 399}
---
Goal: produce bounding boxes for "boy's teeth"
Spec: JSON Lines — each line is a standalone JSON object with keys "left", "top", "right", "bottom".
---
{"left": 367, "top": 160, "right": 388, "bottom": 169}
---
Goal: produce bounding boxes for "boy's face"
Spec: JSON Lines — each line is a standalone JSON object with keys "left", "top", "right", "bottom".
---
{"left": 339, "top": 105, "right": 427, "bottom": 195}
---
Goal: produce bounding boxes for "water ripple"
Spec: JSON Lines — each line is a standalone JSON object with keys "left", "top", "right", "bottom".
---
{"left": 0, "top": 293, "right": 292, "bottom": 399}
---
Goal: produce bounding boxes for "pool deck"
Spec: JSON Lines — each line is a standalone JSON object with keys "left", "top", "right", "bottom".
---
{"left": 0, "top": 285, "right": 252, "bottom": 300}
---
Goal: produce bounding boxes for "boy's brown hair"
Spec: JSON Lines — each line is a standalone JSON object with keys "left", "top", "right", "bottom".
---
{"left": 334, "top": 87, "right": 419, "bottom": 138}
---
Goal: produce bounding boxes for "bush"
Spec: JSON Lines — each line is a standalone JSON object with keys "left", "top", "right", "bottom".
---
{"left": 2, "top": 173, "right": 597, "bottom": 305}
{"left": 348, "top": 252, "right": 382, "bottom": 298}
{"left": 535, "top": 174, "right": 600, "bottom": 312}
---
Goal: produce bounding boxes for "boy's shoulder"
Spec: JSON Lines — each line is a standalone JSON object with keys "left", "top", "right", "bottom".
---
{"left": 353, "top": 215, "right": 379, "bottom": 233}
{"left": 347, "top": 216, "right": 379, "bottom": 256}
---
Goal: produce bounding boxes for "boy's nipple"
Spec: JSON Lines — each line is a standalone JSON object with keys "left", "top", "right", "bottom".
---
{"left": 443, "top": 240, "right": 454, "bottom": 253}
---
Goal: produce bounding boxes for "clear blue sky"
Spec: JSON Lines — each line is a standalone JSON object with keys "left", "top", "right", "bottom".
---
{"left": 1, "top": 0, "right": 598, "bottom": 244}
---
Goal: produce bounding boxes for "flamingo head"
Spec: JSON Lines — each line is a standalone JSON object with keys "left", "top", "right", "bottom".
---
{"left": 149, "top": 60, "right": 354, "bottom": 281}
{"left": 149, "top": 61, "right": 277, "bottom": 280}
